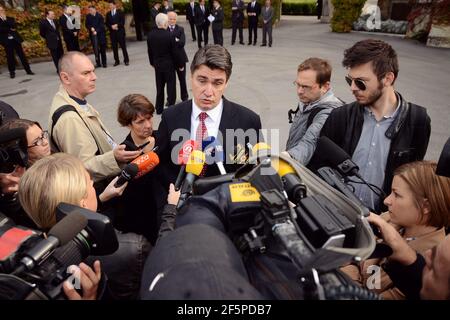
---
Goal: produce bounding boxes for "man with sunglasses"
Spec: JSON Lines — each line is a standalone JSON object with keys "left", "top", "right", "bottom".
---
{"left": 285, "top": 57, "right": 343, "bottom": 165}
{"left": 318, "top": 39, "right": 430, "bottom": 212}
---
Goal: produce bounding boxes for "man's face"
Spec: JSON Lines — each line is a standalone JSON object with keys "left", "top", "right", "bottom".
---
{"left": 109, "top": 3, "right": 116, "bottom": 11}
{"left": 265, "top": 0, "right": 271, "bottom": 6}
{"left": 89, "top": 7, "right": 96, "bottom": 15}
{"left": 62, "top": 55, "right": 97, "bottom": 99}
{"left": 346, "top": 62, "right": 385, "bottom": 107}
{"left": 0, "top": 7, "right": 5, "bottom": 17}
{"left": 295, "top": 69, "right": 328, "bottom": 104}
{"left": 421, "top": 237, "right": 450, "bottom": 300}
{"left": 47, "top": 11, "right": 55, "bottom": 20}
{"left": 191, "top": 65, "right": 228, "bottom": 111}
{"left": 168, "top": 12, "right": 177, "bottom": 26}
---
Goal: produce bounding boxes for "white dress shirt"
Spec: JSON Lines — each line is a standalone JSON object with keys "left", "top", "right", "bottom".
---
{"left": 190, "top": 99, "right": 223, "bottom": 141}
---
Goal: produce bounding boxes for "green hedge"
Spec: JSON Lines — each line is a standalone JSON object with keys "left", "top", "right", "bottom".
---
{"left": 331, "top": 0, "right": 365, "bottom": 32}
{"left": 282, "top": 2, "right": 317, "bottom": 15}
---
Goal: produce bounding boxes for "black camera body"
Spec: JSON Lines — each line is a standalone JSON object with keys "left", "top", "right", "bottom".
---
{"left": 0, "top": 127, "right": 28, "bottom": 173}
{"left": 0, "top": 203, "right": 118, "bottom": 300}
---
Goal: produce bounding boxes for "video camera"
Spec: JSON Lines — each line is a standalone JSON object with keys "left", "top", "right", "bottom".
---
{"left": 0, "top": 127, "right": 28, "bottom": 173}
{"left": 0, "top": 203, "right": 118, "bottom": 300}
{"left": 174, "top": 152, "right": 377, "bottom": 300}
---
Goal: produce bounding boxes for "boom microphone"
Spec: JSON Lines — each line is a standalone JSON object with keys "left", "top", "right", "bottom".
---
{"left": 131, "top": 151, "right": 160, "bottom": 179}
{"left": 315, "top": 136, "right": 360, "bottom": 177}
{"left": 174, "top": 140, "right": 198, "bottom": 191}
{"left": 114, "top": 163, "right": 139, "bottom": 187}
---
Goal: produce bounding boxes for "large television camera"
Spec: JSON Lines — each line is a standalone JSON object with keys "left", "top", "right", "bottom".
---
{"left": 0, "top": 203, "right": 118, "bottom": 300}
{"left": 0, "top": 127, "right": 28, "bottom": 173}
{"left": 166, "top": 152, "right": 377, "bottom": 300}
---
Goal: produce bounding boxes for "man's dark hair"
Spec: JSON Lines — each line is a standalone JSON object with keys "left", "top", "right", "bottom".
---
{"left": 298, "top": 57, "right": 332, "bottom": 87}
{"left": 342, "top": 39, "right": 399, "bottom": 84}
{"left": 190, "top": 45, "right": 232, "bottom": 81}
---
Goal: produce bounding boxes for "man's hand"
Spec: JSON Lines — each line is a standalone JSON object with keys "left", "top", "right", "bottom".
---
{"left": 114, "top": 144, "right": 141, "bottom": 164}
{"left": 368, "top": 213, "right": 417, "bottom": 265}
{"left": 99, "top": 176, "right": 128, "bottom": 202}
{"left": 63, "top": 260, "right": 101, "bottom": 300}
{"left": 167, "top": 183, "right": 180, "bottom": 205}
{"left": 0, "top": 166, "right": 25, "bottom": 195}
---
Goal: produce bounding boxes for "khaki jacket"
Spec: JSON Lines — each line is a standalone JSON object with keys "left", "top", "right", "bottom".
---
{"left": 48, "top": 85, "right": 120, "bottom": 182}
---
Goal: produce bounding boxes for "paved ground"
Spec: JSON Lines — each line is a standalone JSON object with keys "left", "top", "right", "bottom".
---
{"left": 1, "top": 16, "right": 449, "bottom": 160}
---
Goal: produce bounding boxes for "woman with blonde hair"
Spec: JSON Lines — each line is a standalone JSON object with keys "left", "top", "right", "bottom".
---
{"left": 342, "top": 161, "right": 450, "bottom": 299}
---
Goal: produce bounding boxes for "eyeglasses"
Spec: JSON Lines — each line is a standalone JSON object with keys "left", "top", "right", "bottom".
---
{"left": 27, "top": 130, "right": 49, "bottom": 148}
{"left": 292, "top": 81, "right": 314, "bottom": 91}
{"left": 345, "top": 75, "right": 367, "bottom": 91}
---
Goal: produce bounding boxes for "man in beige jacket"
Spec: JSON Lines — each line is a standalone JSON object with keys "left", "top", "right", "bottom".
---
{"left": 48, "top": 52, "right": 140, "bottom": 183}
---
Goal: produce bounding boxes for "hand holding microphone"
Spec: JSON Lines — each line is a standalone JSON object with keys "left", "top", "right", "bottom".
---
{"left": 99, "top": 176, "right": 130, "bottom": 203}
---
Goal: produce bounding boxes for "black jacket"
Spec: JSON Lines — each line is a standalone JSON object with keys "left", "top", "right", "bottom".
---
{"left": 59, "top": 14, "right": 79, "bottom": 43}
{"left": 194, "top": 4, "right": 210, "bottom": 27}
{"left": 211, "top": 7, "right": 224, "bottom": 31}
{"left": 147, "top": 28, "right": 179, "bottom": 71}
{"left": 85, "top": 12, "right": 107, "bottom": 45}
{"left": 318, "top": 92, "right": 430, "bottom": 205}
{"left": 155, "top": 98, "right": 263, "bottom": 187}
{"left": 185, "top": 2, "right": 197, "bottom": 22}
{"left": 170, "top": 24, "right": 188, "bottom": 65}
{"left": 0, "top": 16, "right": 22, "bottom": 45}
{"left": 105, "top": 9, "right": 125, "bottom": 34}
{"left": 39, "top": 18, "right": 62, "bottom": 49}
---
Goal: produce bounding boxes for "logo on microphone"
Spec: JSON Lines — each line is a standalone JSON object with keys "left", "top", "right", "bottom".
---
{"left": 183, "top": 144, "right": 194, "bottom": 154}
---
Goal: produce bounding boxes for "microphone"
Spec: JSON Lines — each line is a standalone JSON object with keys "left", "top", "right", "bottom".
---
{"left": 252, "top": 142, "right": 271, "bottom": 163}
{"left": 174, "top": 140, "right": 198, "bottom": 191}
{"left": 315, "top": 136, "right": 360, "bottom": 177}
{"left": 114, "top": 162, "right": 139, "bottom": 187}
{"left": 19, "top": 213, "right": 88, "bottom": 271}
{"left": 203, "top": 136, "right": 227, "bottom": 175}
{"left": 131, "top": 151, "right": 160, "bottom": 179}
{"left": 272, "top": 157, "right": 306, "bottom": 205}
{"left": 177, "top": 150, "right": 205, "bottom": 209}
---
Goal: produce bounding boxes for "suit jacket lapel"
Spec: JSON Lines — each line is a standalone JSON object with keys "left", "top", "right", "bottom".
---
{"left": 218, "top": 97, "right": 236, "bottom": 155}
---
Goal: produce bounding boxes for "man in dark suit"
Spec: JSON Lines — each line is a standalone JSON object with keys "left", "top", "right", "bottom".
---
{"left": 161, "top": 0, "right": 173, "bottom": 13}
{"left": 149, "top": 1, "right": 161, "bottom": 31}
{"left": 106, "top": 0, "right": 129, "bottom": 66}
{"left": 59, "top": 5, "right": 80, "bottom": 51}
{"left": 156, "top": 45, "right": 263, "bottom": 188}
{"left": 211, "top": 0, "right": 224, "bottom": 45}
{"left": 168, "top": 11, "right": 189, "bottom": 102}
{"left": 147, "top": 13, "right": 180, "bottom": 114}
{"left": 86, "top": 5, "right": 107, "bottom": 68}
{"left": 231, "top": 0, "right": 244, "bottom": 45}
{"left": 0, "top": 5, "right": 33, "bottom": 78}
{"left": 247, "top": 0, "right": 261, "bottom": 45}
{"left": 185, "top": 0, "right": 197, "bottom": 41}
{"left": 39, "top": 10, "right": 64, "bottom": 73}
{"left": 132, "top": 0, "right": 150, "bottom": 41}
{"left": 194, "top": 0, "right": 209, "bottom": 49}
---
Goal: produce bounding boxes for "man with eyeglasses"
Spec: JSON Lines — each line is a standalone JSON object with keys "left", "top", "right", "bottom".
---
{"left": 284, "top": 57, "right": 343, "bottom": 165}
{"left": 318, "top": 39, "right": 431, "bottom": 212}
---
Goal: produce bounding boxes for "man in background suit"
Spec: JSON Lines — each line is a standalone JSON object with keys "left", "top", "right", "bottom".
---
{"left": 86, "top": 5, "right": 107, "bottom": 68}
{"left": 149, "top": 1, "right": 161, "bottom": 30}
{"left": 185, "top": 0, "right": 197, "bottom": 41}
{"left": 132, "top": 0, "right": 150, "bottom": 41}
{"left": 194, "top": 0, "right": 209, "bottom": 49}
{"left": 59, "top": 5, "right": 80, "bottom": 51}
{"left": 261, "top": 0, "right": 273, "bottom": 47}
{"left": 106, "top": 0, "right": 129, "bottom": 66}
{"left": 247, "top": 0, "right": 261, "bottom": 45}
{"left": 156, "top": 44, "right": 263, "bottom": 188}
{"left": 0, "top": 5, "right": 33, "bottom": 78}
{"left": 231, "top": 0, "right": 244, "bottom": 45}
{"left": 211, "top": 0, "right": 224, "bottom": 45}
{"left": 39, "top": 10, "right": 64, "bottom": 73}
{"left": 147, "top": 13, "right": 180, "bottom": 114}
{"left": 161, "top": 0, "right": 173, "bottom": 13}
{"left": 168, "top": 11, "right": 189, "bottom": 102}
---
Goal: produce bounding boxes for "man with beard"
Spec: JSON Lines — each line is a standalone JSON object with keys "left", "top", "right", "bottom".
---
{"left": 317, "top": 39, "right": 430, "bottom": 212}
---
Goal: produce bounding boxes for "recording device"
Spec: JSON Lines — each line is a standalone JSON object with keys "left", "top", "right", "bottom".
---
{"left": 203, "top": 136, "right": 226, "bottom": 175}
{"left": 436, "top": 136, "right": 450, "bottom": 178}
{"left": 0, "top": 127, "right": 28, "bottom": 173}
{"left": 0, "top": 203, "right": 118, "bottom": 299}
{"left": 174, "top": 140, "right": 198, "bottom": 191}
{"left": 114, "top": 163, "right": 139, "bottom": 188}
{"left": 176, "top": 150, "right": 205, "bottom": 210}
{"left": 131, "top": 151, "right": 160, "bottom": 179}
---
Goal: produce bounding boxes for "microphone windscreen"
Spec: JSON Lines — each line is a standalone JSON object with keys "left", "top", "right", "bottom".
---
{"left": 178, "top": 140, "right": 198, "bottom": 165}
{"left": 132, "top": 151, "right": 160, "bottom": 179}
{"left": 204, "top": 140, "right": 224, "bottom": 164}
{"left": 315, "top": 136, "right": 351, "bottom": 167}
{"left": 252, "top": 142, "right": 271, "bottom": 157}
{"left": 202, "top": 136, "right": 215, "bottom": 152}
{"left": 186, "top": 150, "right": 205, "bottom": 176}
{"left": 272, "top": 158, "right": 296, "bottom": 177}
{"left": 48, "top": 212, "right": 87, "bottom": 246}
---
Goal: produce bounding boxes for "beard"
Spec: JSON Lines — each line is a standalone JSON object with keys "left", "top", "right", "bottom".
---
{"left": 354, "top": 82, "right": 384, "bottom": 107}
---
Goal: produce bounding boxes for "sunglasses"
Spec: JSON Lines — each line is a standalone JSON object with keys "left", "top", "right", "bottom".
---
{"left": 345, "top": 75, "right": 367, "bottom": 91}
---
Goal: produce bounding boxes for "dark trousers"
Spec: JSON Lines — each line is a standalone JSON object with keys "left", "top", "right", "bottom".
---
{"left": 64, "top": 37, "right": 80, "bottom": 51}
{"left": 262, "top": 23, "right": 272, "bottom": 45}
{"left": 187, "top": 19, "right": 196, "bottom": 40}
{"left": 49, "top": 43, "right": 64, "bottom": 72}
{"left": 155, "top": 69, "right": 176, "bottom": 113}
{"left": 231, "top": 21, "right": 243, "bottom": 44}
{"left": 248, "top": 20, "right": 258, "bottom": 44}
{"left": 110, "top": 31, "right": 129, "bottom": 63}
{"left": 3, "top": 41, "right": 31, "bottom": 75}
{"left": 212, "top": 29, "right": 223, "bottom": 46}
{"left": 196, "top": 24, "right": 208, "bottom": 48}
{"left": 176, "top": 65, "right": 188, "bottom": 101}
{"left": 91, "top": 35, "right": 107, "bottom": 66}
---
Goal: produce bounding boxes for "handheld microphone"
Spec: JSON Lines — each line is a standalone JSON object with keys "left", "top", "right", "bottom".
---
{"left": 131, "top": 151, "right": 160, "bottom": 179}
{"left": 271, "top": 158, "right": 307, "bottom": 204}
{"left": 315, "top": 136, "right": 360, "bottom": 177}
{"left": 252, "top": 142, "right": 271, "bottom": 163}
{"left": 19, "top": 213, "right": 88, "bottom": 271}
{"left": 203, "top": 136, "right": 227, "bottom": 175}
{"left": 177, "top": 150, "right": 205, "bottom": 209}
{"left": 114, "top": 162, "right": 139, "bottom": 187}
{"left": 174, "top": 140, "right": 198, "bottom": 191}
